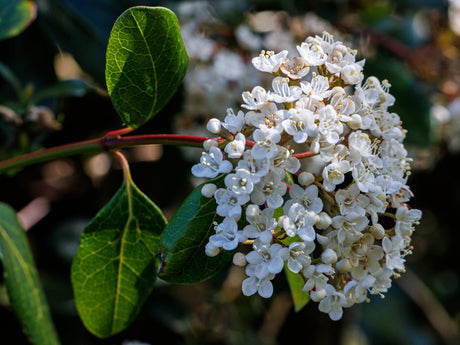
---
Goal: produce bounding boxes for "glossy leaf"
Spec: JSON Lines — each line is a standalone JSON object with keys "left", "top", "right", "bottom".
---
{"left": 0, "top": 0, "right": 36, "bottom": 41}
{"left": 159, "top": 176, "right": 234, "bottom": 283}
{"left": 71, "top": 177, "right": 166, "bottom": 338}
{"left": 0, "top": 202, "right": 61, "bottom": 345}
{"left": 105, "top": 6, "right": 188, "bottom": 129}
{"left": 284, "top": 265, "right": 310, "bottom": 312}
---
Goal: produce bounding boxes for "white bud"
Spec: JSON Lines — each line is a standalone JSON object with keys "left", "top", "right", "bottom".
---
{"left": 298, "top": 172, "right": 315, "bottom": 187}
{"left": 203, "top": 139, "right": 218, "bottom": 151}
{"left": 232, "top": 252, "right": 247, "bottom": 266}
{"left": 369, "top": 223, "right": 385, "bottom": 239}
{"left": 278, "top": 215, "right": 288, "bottom": 228}
{"left": 310, "top": 288, "right": 327, "bottom": 302}
{"left": 336, "top": 258, "right": 352, "bottom": 273}
{"left": 348, "top": 114, "right": 362, "bottom": 129}
{"left": 321, "top": 248, "right": 338, "bottom": 264}
{"left": 315, "top": 212, "right": 332, "bottom": 229}
{"left": 201, "top": 183, "right": 217, "bottom": 198}
{"left": 246, "top": 204, "right": 260, "bottom": 221}
{"left": 205, "top": 242, "right": 220, "bottom": 257}
{"left": 206, "top": 118, "right": 222, "bottom": 134}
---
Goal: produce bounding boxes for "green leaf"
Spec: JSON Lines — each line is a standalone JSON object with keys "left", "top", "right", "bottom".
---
{"left": 159, "top": 176, "right": 234, "bottom": 283}
{"left": 0, "top": 202, "right": 61, "bottom": 345}
{"left": 71, "top": 177, "right": 167, "bottom": 338}
{"left": 105, "top": 6, "right": 188, "bottom": 129}
{"left": 0, "top": 0, "right": 36, "bottom": 41}
{"left": 28, "top": 79, "right": 92, "bottom": 106}
{"left": 284, "top": 266, "right": 310, "bottom": 312}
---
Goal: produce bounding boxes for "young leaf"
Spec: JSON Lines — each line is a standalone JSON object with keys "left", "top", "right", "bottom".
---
{"left": 105, "top": 6, "right": 188, "bottom": 129}
{"left": 0, "top": 202, "right": 61, "bottom": 345}
{"left": 0, "top": 0, "right": 37, "bottom": 41}
{"left": 159, "top": 176, "right": 234, "bottom": 283}
{"left": 284, "top": 266, "right": 310, "bottom": 312}
{"left": 71, "top": 177, "right": 166, "bottom": 338}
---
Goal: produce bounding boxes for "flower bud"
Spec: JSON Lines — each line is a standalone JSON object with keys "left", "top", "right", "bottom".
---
{"left": 232, "top": 252, "right": 247, "bottom": 266}
{"left": 336, "top": 258, "right": 352, "bottom": 273}
{"left": 310, "top": 288, "right": 327, "bottom": 302}
{"left": 206, "top": 118, "right": 222, "bottom": 134}
{"left": 298, "top": 171, "right": 315, "bottom": 187}
{"left": 348, "top": 114, "right": 362, "bottom": 129}
{"left": 369, "top": 223, "right": 385, "bottom": 239}
{"left": 205, "top": 242, "right": 220, "bottom": 257}
{"left": 203, "top": 138, "right": 218, "bottom": 151}
{"left": 201, "top": 183, "right": 217, "bottom": 198}
{"left": 246, "top": 204, "right": 260, "bottom": 221}
{"left": 321, "top": 248, "right": 338, "bottom": 264}
{"left": 315, "top": 211, "right": 332, "bottom": 229}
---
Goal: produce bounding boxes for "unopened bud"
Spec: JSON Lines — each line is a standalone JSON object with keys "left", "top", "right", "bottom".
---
{"left": 246, "top": 204, "right": 260, "bottom": 221}
{"left": 348, "top": 114, "right": 362, "bottom": 129}
{"left": 298, "top": 172, "right": 315, "bottom": 187}
{"left": 321, "top": 248, "right": 338, "bottom": 264}
{"left": 206, "top": 118, "right": 222, "bottom": 134}
{"left": 315, "top": 212, "right": 332, "bottom": 229}
{"left": 232, "top": 252, "right": 247, "bottom": 266}
{"left": 369, "top": 223, "right": 385, "bottom": 239}
{"left": 310, "top": 288, "right": 327, "bottom": 302}
{"left": 203, "top": 138, "right": 218, "bottom": 151}
{"left": 336, "top": 258, "right": 352, "bottom": 273}
{"left": 201, "top": 183, "right": 217, "bottom": 198}
{"left": 205, "top": 242, "right": 220, "bottom": 257}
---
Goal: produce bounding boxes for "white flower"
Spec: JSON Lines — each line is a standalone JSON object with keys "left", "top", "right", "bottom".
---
{"left": 222, "top": 108, "right": 245, "bottom": 133}
{"left": 297, "top": 38, "right": 328, "bottom": 66}
{"left": 332, "top": 212, "right": 369, "bottom": 245}
{"left": 191, "top": 146, "right": 233, "bottom": 178}
{"left": 214, "top": 188, "right": 249, "bottom": 218}
{"left": 283, "top": 183, "right": 323, "bottom": 214}
{"left": 382, "top": 235, "right": 405, "bottom": 271}
{"left": 286, "top": 241, "right": 315, "bottom": 273}
{"left": 236, "top": 151, "right": 270, "bottom": 184}
{"left": 246, "top": 240, "right": 289, "bottom": 279}
{"left": 242, "top": 272, "right": 275, "bottom": 298}
{"left": 340, "top": 62, "right": 364, "bottom": 85}
{"left": 251, "top": 171, "right": 287, "bottom": 209}
{"left": 280, "top": 56, "right": 310, "bottom": 79}
{"left": 318, "top": 284, "right": 347, "bottom": 321}
{"left": 270, "top": 146, "right": 301, "bottom": 176}
{"left": 242, "top": 86, "right": 268, "bottom": 110}
{"left": 317, "top": 105, "right": 343, "bottom": 145}
{"left": 335, "top": 183, "right": 370, "bottom": 217}
{"left": 224, "top": 168, "right": 254, "bottom": 195}
{"left": 245, "top": 102, "right": 284, "bottom": 131}
{"left": 224, "top": 133, "right": 246, "bottom": 159}
{"left": 395, "top": 206, "right": 422, "bottom": 237}
{"left": 322, "top": 160, "right": 351, "bottom": 192}
{"left": 251, "top": 126, "right": 281, "bottom": 160}
{"left": 282, "top": 203, "right": 317, "bottom": 241}
{"left": 252, "top": 50, "right": 288, "bottom": 73}
{"left": 281, "top": 107, "right": 317, "bottom": 143}
{"left": 267, "top": 77, "right": 302, "bottom": 103}
{"left": 243, "top": 207, "right": 277, "bottom": 243}
{"left": 300, "top": 74, "right": 332, "bottom": 101}
{"left": 209, "top": 217, "right": 240, "bottom": 250}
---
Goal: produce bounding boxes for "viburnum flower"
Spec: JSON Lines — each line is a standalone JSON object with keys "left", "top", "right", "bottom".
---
{"left": 191, "top": 31, "right": 421, "bottom": 321}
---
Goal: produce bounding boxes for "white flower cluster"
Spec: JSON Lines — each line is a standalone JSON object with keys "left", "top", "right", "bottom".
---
{"left": 191, "top": 32, "right": 421, "bottom": 321}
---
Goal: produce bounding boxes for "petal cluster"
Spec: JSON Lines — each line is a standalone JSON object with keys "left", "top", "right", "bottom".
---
{"left": 191, "top": 32, "right": 421, "bottom": 321}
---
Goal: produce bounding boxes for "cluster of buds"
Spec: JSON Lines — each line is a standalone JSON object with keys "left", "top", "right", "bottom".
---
{"left": 191, "top": 32, "right": 421, "bottom": 320}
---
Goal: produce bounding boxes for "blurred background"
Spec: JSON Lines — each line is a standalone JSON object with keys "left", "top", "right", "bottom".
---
{"left": 0, "top": 0, "right": 460, "bottom": 344}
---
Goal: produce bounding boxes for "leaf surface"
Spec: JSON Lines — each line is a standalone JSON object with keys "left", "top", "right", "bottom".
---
{"left": 0, "top": 202, "right": 61, "bottom": 345}
{"left": 159, "top": 176, "right": 234, "bottom": 283}
{"left": 105, "top": 6, "right": 188, "bottom": 128}
{"left": 71, "top": 178, "right": 166, "bottom": 338}
{"left": 0, "top": 0, "right": 36, "bottom": 41}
